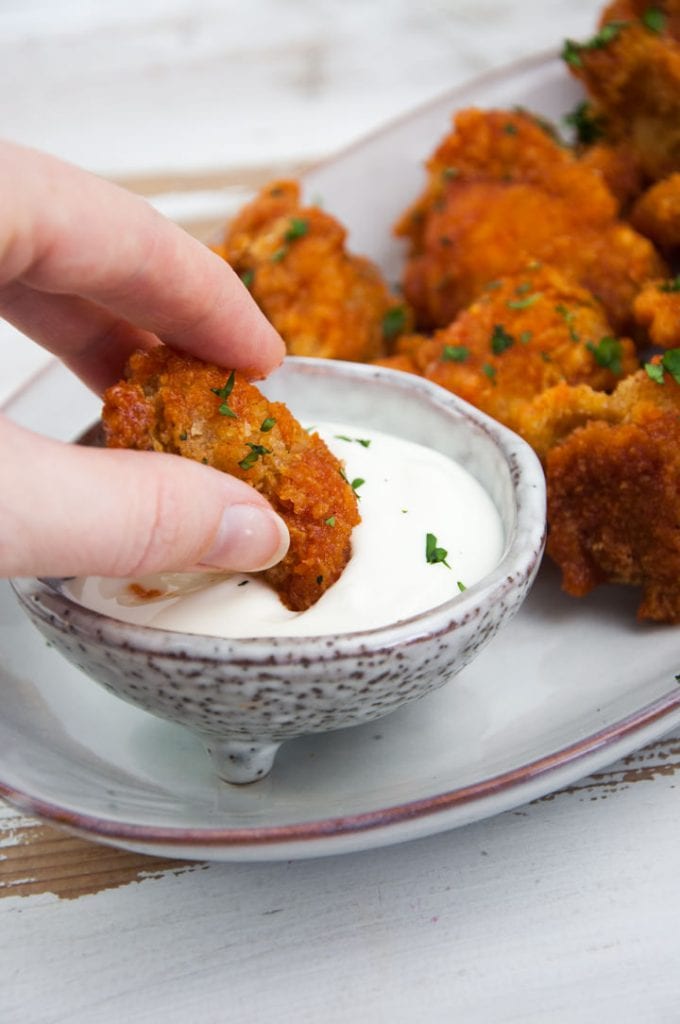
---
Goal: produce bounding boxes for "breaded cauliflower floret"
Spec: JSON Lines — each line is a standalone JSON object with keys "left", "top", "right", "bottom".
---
{"left": 377, "top": 265, "right": 639, "bottom": 442}
{"left": 395, "top": 108, "right": 665, "bottom": 334}
{"left": 102, "top": 347, "right": 361, "bottom": 612}
{"left": 214, "top": 180, "right": 410, "bottom": 363}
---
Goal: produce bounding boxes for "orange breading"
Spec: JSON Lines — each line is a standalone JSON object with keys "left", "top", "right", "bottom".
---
{"left": 102, "top": 347, "right": 360, "bottom": 613}
{"left": 564, "top": 0, "right": 680, "bottom": 182}
{"left": 545, "top": 365, "right": 680, "bottom": 622}
{"left": 376, "top": 266, "right": 639, "bottom": 442}
{"left": 577, "top": 142, "right": 646, "bottom": 209}
{"left": 633, "top": 276, "right": 680, "bottom": 347}
{"left": 395, "top": 109, "right": 664, "bottom": 335}
{"left": 630, "top": 173, "right": 680, "bottom": 252}
{"left": 216, "top": 180, "right": 409, "bottom": 362}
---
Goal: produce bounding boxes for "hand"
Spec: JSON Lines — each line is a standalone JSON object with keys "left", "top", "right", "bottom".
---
{"left": 0, "top": 141, "right": 289, "bottom": 579}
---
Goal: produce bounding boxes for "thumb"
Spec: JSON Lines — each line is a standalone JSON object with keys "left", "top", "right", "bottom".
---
{"left": 0, "top": 416, "right": 289, "bottom": 578}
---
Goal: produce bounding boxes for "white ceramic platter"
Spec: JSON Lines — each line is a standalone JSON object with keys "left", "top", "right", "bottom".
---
{"left": 2, "top": 54, "right": 680, "bottom": 862}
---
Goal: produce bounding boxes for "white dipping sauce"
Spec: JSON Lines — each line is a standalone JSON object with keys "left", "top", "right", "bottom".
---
{"left": 69, "top": 423, "right": 504, "bottom": 637}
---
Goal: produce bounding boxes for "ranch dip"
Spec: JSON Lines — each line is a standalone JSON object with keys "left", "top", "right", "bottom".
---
{"left": 69, "top": 423, "right": 504, "bottom": 637}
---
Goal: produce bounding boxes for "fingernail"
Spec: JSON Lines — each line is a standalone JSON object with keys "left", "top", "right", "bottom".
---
{"left": 201, "top": 504, "right": 290, "bottom": 572}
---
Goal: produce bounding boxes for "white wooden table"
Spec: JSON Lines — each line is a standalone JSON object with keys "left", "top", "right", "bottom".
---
{"left": 2, "top": 3, "right": 680, "bottom": 1021}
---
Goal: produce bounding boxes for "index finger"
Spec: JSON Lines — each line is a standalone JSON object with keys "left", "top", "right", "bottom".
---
{"left": 0, "top": 141, "right": 285, "bottom": 377}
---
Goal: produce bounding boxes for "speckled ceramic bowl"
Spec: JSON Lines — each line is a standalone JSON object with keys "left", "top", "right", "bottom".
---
{"left": 12, "top": 358, "right": 546, "bottom": 784}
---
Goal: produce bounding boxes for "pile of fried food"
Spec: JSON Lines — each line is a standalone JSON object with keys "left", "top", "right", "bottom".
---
{"left": 106, "top": 0, "right": 680, "bottom": 622}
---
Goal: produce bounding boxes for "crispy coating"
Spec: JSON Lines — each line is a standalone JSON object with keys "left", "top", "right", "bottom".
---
{"left": 564, "top": 0, "right": 680, "bottom": 182}
{"left": 545, "top": 366, "right": 680, "bottom": 622}
{"left": 633, "top": 275, "right": 680, "bottom": 347}
{"left": 214, "top": 180, "right": 409, "bottom": 362}
{"left": 376, "top": 266, "right": 639, "bottom": 443}
{"left": 102, "top": 347, "right": 361, "bottom": 612}
{"left": 395, "top": 109, "right": 664, "bottom": 334}
{"left": 577, "top": 142, "right": 646, "bottom": 209}
{"left": 630, "top": 173, "right": 680, "bottom": 251}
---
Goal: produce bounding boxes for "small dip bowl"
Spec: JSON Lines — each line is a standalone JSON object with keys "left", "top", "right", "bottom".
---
{"left": 12, "top": 358, "right": 546, "bottom": 784}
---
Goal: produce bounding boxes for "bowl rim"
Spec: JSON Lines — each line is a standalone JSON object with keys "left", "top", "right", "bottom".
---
{"left": 11, "top": 357, "right": 546, "bottom": 658}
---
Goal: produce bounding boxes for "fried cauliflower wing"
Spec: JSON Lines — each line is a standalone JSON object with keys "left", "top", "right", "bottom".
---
{"left": 377, "top": 266, "right": 639, "bottom": 443}
{"left": 395, "top": 109, "right": 665, "bottom": 334}
{"left": 545, "top": 362, "right": 680, "bottom": 622}
{"left": 214, "top": 180, "right": 409, "bottom": 362}
{"left": 564, "top": 1, "right": 680, "bottom": 182}
{"left": 102, "top": 347, "right": 361, "bottom": 612}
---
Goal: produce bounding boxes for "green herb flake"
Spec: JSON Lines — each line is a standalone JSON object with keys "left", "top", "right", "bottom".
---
{"left": 442, "top": 166, "right": 459, "bottom": 180}
{"left": 490, "top": 324, "right": 515, "bottom": 354}
{"left": 240, "top": 269, "right": 254, "bottom": 289}
{"left": 645, "top": 361, "right": 666, "bottom": 384}
{"left": 260, "top": 417, "right": 276, "bottom": 432}
{"left": 503, "top": 122, "right": 518, "bottom": 135}
{"left": 211, "top": 370, "right": 238, "bottom": 418}
{"left": 271, "top": 247, "right": 287, "bottom": 262}
{"left": 325, "top": 516, "right": 336, "bottom": 527}
{"left": 563, "top": 101, "right": 606, "bottom": 145}
{"left": 515, "top": 281, "right": 533, "bottom": 295}
{"left": 284, "top": 217, "right": 309, "bottom": 243}
{"left": 561, "top": 39, "right": 583, "bottom": 67}
{"left": 442, "top": 344, "right": 470, "bottom": 363}
{"left": 382, "top": 306, "right": 407, "bottom": 340}
{"left": 586, "top": 336, "right": 624, "bottom": 375}
{"left": 457, "top": 581, "right": 467, "bottom": 592}
{"left": 519, "top": 330, "right": 533, "bottom": 345}
{"left": 485, "top": 279, "right": 502, "bottom": 291}
{"left": 642, "top": 7, "right": 666, "bottom": 33}
{"left": 507, "top": 292, "right": 542, "bottom": 310}
{"left": 662, "top": 348, "right": 680, "bottom": 384}
{"left": 425, "top": 532, "right": 451, "bottom": 569}
{"left": 238, "top": 443, "right": 272, "bottom": 471}
{"left": 351, "top": 477, "right": 365, "bottom": 496}
{"left": 179, "top": 431, "right": 188, "bottom": 441}
{"left": 659, "top": 274, "right": 680, "bottom": 293}
{"left": 482, "top": 363, "right": 497, "bottom": 382}
{"left": 335, "top": 435, "right": 371, "bottom": 447}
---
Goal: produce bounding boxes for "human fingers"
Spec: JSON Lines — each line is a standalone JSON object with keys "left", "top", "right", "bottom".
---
{"left": 0, "top": 415, "right": 289, "bottom": 579}
{"left": 0, "top": 141, "right": 285, "bottom": 382}
{"left": 0, "top": 281, "right": 158, "bottom": 393}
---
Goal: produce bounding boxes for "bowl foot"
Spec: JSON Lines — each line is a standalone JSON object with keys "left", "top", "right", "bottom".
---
{"left": 199, "top": 735, "right": 282, "bottom": 784}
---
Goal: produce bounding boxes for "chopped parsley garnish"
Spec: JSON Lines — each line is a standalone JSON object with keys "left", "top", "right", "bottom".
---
{"left": 519, "top": 330, "right": 533, "bottom": 345}
{"left": 260, "top": 417, "right": 276, "bottom": 432}
{"left": 240, "top": 269, "right": 254, "bottom": 289}
{"left": 442, "top": 166, "right": 459, "bottom": 180}
{"left": 503, "top": 122, "right": 518, "bottom": 135}
{"left": 238, "top": 443, "right": 272, "bottom": 470}
{"left": 425, "top": 532, "right": 451, "bottom": 569}
{"left": 645, "top": 348, "right": 680, "bottom": 385}
{"left": 659, "top": 274, "right": 680, "bottom": 293}
{"left": 457, "top": 581, "right": 467, "bottom": 592}
{"left": 642, "top": 7, "right": 665, "bottom": 33}
{"left": 325, "top": 516, "right": 336, "bottom": 527}
{"left": 515, "top": 281, "right": 533, "bottom": 295}
{"left": 284, "top": 217, "right": 309, "bottom": 242}
{"left": 490, "top": 324, "right": 515, "bottom": 354}
{"left": 482, "top": 363, "right": 497, "bottom": 382}
{"left": 382, "top": 306, "right": 407, "bottom": 341}
{"left": 507, "top": 292, "right": 542, "bottom": 310}
{"left": 442, "top": 344, "right": 470, "bottom": 363}
{"left": 211, "top": 370, "right": 237, "bottom": 418}
{"left": 563, "top": 101, "right": 605, "bottom": 145}
{"left": 271, "top": 247, "right": 287, "bottom": 262}
{"left": 179, "top": 431, "right": 188, "bottom": 441}
{"left": 351, "top": 477, "right": 365, "bottom": 496}
{"left": 586, "top": 336, "right": 624, "bottom": 375}
{"left": 485, "top": 279, "right": 502, "bottom": 291}
{"left": 561, "top": 21, "right": 628, "bottom": 67}
{"left": 555, "top": 304, "right": 581, "bottom": 342}
{"left": 335, "top": 434, "right": 372, "bottom": 447}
